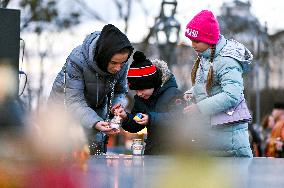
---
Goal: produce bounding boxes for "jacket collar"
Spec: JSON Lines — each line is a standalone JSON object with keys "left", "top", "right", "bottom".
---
{"left": 200, "top": 35, "right": 227, "bottom": 59}
{"left": 151, "top": 74, "right": 177, "bottom": 98}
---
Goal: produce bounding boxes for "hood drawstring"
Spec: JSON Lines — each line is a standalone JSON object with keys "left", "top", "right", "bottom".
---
{"left": 96, "top": 73, "right": 99, "bottom": 107}
{"left": 106, "top": 78, "right": 117, "bottom": 121}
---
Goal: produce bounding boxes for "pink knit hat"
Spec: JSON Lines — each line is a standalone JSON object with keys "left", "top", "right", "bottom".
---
{"left": 185, "top": 10, "right": 220, "bottom": 45}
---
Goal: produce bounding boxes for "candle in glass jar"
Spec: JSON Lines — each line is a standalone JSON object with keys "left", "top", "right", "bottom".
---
{"left": 131, "top": 139, "right": 144, "bottom": 155}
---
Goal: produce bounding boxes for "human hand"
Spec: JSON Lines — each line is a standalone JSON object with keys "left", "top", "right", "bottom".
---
{"left": 111, "top": 103, "right": 122, "bottom": 115}
{"left": 95, "top": 121, "right": 120, "bottom": 135}
{"left": 183, "top": 104, "right": 200, "bottom": 114}
{"left": 134, "top": 113, "right": 149, "bottom": 126}
{"left": 105, "top": 128, "right": 120, "bottom": 135}
{"left": 275, "top": 138, "right": 283, "bottom": 151}
{"left": 113, "top": 105, "right": 127, "bottom": 120}
{"left": 183, "top": 92, "right": 193, "bottom": 103}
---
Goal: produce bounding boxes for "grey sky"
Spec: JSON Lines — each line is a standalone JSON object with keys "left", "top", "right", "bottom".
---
{"left": 76, "top": 0, "right": 284, "bottom": 42}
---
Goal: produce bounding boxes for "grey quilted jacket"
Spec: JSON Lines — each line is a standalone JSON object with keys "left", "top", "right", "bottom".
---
{"left": 49, "top": 31, "right": 132, "bottom": 130}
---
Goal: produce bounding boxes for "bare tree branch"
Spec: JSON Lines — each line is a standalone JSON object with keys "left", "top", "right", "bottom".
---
{"left": 136, "top": 0, "right": 149, "bottom": 16}
{"left": 113, "top": 0, "right": 123, "bottom": 18}
{"left": 21, "top": 16, "right": 33, "bottom": 30}
{"left": 140, "top": 25, "right": 155, "bottom": 51}
{"left": 112, "top": 0, "right": 132, "bottom": 33}
{"left": 124, "top": 0, "right": 131, "bottom": 33}
{"left": 73, "top": 0, "right": 106, "bottom": 23}
{"left": 136, "top": 0, "right": 153, "bottom": 48}
{"left": 0, "top": 0, "right": 10, "bottom": 8}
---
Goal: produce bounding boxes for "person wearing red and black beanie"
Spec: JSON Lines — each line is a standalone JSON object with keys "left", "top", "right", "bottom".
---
{"left": 127, "top": 51, "right": 162, "bottom": 91}
{"left": 114, "top": 51, "right": 184, "bottom": 154}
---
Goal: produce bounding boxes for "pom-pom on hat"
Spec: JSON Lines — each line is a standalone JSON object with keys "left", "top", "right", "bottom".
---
{"left": 185, "top": 10, "right": 220, "bottom": 45}
{"left": 127, "top": 51, "right": 160, "bottom": 90}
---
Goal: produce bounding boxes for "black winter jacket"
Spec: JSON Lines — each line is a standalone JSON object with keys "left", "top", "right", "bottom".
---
{"left": 122, "top": 60, "right": 183, "bottom": 154}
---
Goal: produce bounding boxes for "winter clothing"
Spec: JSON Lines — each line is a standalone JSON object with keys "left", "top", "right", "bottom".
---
{"left": 49, "top": 24, "right": 133, "bottom": 132}
{"left": 95, "top": 24, "right": 133, "bottom": 72}
{"left": 127, "top": 51, "right": 161, "bottom": 90}
{"left": 274, "top": 102, "right": 284, "bottom": 109}
{"left": 185, "top": 35, "right": 253, "bottom": 157}
{"left": 185, "top": 10, "right": 220, "bottom": 45}
{"left": 122, "top": 58, "right": 183, "bottom": 154}
{"left": 265, "top": 120, "right": 284, "bottom": 157}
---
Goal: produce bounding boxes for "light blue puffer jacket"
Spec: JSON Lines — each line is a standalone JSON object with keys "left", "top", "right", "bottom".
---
{"left": 185, "top": 35, "right": 253, "bottom": 157}
{"left": 187, "top": 35, "right": 253, "bottom": 116}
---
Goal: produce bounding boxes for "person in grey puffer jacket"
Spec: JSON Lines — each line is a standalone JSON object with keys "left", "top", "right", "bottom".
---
{"left": 183, "top": 10, "right": 253, "bottom": 157}
{"left": 49, "top": 24, "right": 133, "bottom": 143}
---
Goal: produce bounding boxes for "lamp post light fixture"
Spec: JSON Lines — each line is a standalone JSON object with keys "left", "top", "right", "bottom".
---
{"left": 153, "top": 0, "right": 180, "bottom": 68}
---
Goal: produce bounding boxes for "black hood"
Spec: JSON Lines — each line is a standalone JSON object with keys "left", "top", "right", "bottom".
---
{"left": 94, "top": 24, "right": 133, "bottom": 72}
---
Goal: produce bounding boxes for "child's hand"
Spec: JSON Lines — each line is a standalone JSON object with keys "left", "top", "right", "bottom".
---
{"left": 111, "top": 103, "right": 122, "bottom": 115}
{"left": 134, "top": 113, "right": 149, "bottom": 126}
{"left": 183, "top": 92, "right": 193, "bottom": 105}
{"left": 114, "top": 105, "right": 127, "bottom": 120}
{"left": 183, "top": 104, "right": 200, "bottom": 114}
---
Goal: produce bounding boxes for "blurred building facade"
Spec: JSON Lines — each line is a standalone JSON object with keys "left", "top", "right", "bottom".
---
{"left": 218, "top": 0, "right": 284, "bottom": 90}
{"left": 137, "top": 0, "right": 284, "bottom": 92}
{"left": 134, "top": 0, "right": 284, "bottom": 124}
{"left": 268, "top": 31, "right": 284, "bottom": 89}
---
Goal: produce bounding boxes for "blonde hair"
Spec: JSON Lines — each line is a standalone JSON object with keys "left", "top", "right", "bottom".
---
{"left": 191, "top": 45, "right": 216, "bottom": 94}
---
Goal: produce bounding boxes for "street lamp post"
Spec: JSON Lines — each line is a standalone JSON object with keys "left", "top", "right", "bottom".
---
{"left": 253, "top": 27, "right": 269, "bottom": 126}
{"left": 153, "top": 0, "right": 180, "bottom": 68}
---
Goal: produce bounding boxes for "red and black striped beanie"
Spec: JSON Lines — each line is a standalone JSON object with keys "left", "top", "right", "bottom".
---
{"left": 127, "top": 51, "right": 160, "bottom": 90}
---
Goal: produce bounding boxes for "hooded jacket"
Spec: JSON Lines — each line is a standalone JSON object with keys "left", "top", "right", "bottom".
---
{"left": 49, "top": 24, "right": 133, "bottom": 130}
{"left": 183, "top": 35, "right": 254, "bottom": 157}
{"left": 121, "top": 59, "right": 183, "bottom": 154}
{"left": 186, "top": 35, "right": 253, "bottom": 116}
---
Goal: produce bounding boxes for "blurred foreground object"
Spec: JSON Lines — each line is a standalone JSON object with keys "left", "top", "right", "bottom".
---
{"left": 26, "top": 103, "right": 89, "bottom": 169}
{"left": 0, "top": 103, "right": 89, "bottom": 187}
{"left": 0, "top": 62, "right": 25, "bottom": 132}
{"left": 155, "top": 157, "right": 233, "bottom": 188}
{"left": 0, "top": 62, "right": 17, "bottom": 101}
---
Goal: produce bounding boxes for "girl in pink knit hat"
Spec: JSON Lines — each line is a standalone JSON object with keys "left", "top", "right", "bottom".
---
{"left": 183, "top": 10, "right": 253, "bottom": 157}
